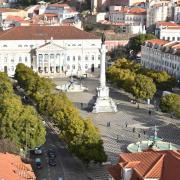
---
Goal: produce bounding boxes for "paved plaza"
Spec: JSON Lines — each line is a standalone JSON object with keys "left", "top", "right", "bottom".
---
{"left": 53, "top": 77, "right": 180, "bottom": 180}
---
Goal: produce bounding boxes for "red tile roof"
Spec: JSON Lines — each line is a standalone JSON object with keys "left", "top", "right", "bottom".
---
{"left": 0, "top": 152, "right": 36, "bottom": 180}
{"left": 117, "top": 7, "right": 146, "bottom": 15}
{"left": 0, "top": 8, "right": 20, "bottom": 12}
{"left": 0, "top": 26, "right": 99, "bottom": 40}
{"left": 6, "top": 15, "right": 24, "bottom": 22}
{"left": 48, "top": 3, "right": 69, "bottom": 8}
{"left": 157, "top": 21, "right": 180, "bottom": 27}
{"left": 146, "top": 39, "right": 169, "bottom": 45}
{"left": 108, "top": 150, "right": 180, "bottom": 180}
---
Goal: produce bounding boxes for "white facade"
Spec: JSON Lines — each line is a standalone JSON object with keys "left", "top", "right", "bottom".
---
{"left": 141, "top": 40, "right": 180, "bottom": 80}
{"left": 174, "top": 4, "right": 180, "bottom": 23}
{"left": 0, "top": 26, "right": 101, "bottom": 77}
{"left": 155, "top": 26, "right": 180, "bottom": 41}
{"left": 109, "top": 7, "right": 146, "bottom": 26}
{"left": 146, "top": 1, "right": 173, "bottom": 28}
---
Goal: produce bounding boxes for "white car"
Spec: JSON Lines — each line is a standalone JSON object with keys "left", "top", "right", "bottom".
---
{"left": 34, "top": 147, "right": 42, "bottom": 155}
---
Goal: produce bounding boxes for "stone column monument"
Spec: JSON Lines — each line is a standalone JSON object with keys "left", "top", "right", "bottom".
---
{"left": 92, "top": 34, "right": 117, "bottom": 113}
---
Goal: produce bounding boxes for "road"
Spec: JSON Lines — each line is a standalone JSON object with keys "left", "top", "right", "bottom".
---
{"left": 34, "top": 119, "right": 89, "bottom": 180}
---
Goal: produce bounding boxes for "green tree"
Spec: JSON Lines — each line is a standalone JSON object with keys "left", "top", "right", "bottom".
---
{"left": 128, "top": 34, "right": 156, "bottom": 54}
{"left": 131, "top": 74, "right": 156, "bottom": 100}
{"left": 160, "top": 94, "right": 180, "bottom": 117}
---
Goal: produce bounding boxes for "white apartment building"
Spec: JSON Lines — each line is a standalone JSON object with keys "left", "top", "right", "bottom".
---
{"left": 45, "top": 3, "right": 78, "bottom": 21}
{"left": 146, "top": 0, "right": 173, "bottom": 28}
{"left": 109, "top": 6, "right": 146, "bottom": 26}
{"left": 0, "top": 26, "right": 101, "bottom": 77}
{"left": 155, "top": 21, "right": 180, "bottom": 41}
{"left": 174, "top": 3, "right": 180, "bottom": 23}
{"left": 141, "top": 39, "right": 180, "bottom": 79}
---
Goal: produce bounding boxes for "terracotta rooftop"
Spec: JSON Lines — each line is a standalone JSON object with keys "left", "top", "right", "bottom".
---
{"left": 6, "top": 15, "right": 24, "bottom": 22}
{"left": 0, "top": 8, "right": 21, "bottom": 12}
{"left": 115, "top": 7, "right": 146, "bottom": 15}
{"left": 48, "top": 3, "right": 69, "bottom": 8}
{"left": 108, "top": 150, "right": 180, "bottom": 180}
{"left": 0, "top": 26, "right": 99, "bottom": 40}
{"left": 0, "top": 152, "right": 36, "bottom": 180}
{"left": 146, "top": 39, "right": 169, "bottom": 45}
{"left": 157, "top": 21, "right": 180, "bottom": 27}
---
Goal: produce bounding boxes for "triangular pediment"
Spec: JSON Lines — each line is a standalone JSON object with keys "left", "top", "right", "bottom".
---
{"left": 36, "top": 41, "right": 65, "bottom": 51}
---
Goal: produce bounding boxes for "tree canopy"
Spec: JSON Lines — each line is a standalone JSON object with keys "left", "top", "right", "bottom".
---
{"left": 15, "top": 64, "right": 107, "bottom": 164}
{"left": 131, "top": 74, "right": 156, "bottom": 100}
{"left": 0, "top": 72, "right": 46, "bottom": 151}
{"left": 160, "top": 94, "right": 180, "bottom": 117}
{"left": 128, "top": 34, "right": 157, "bottom": 54}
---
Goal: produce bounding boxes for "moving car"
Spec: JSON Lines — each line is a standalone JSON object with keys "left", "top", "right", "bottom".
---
{"left": 34, "top": 147, "right": 42, "bottom": 155}
{"left": 35, "top": 158, "right": 42, "bottom": 169}
{"left": 48, "top": 158, "right": 57, "bottom": 166}
{"left": 47, "top": 148, "right": 56, "bottom": 158}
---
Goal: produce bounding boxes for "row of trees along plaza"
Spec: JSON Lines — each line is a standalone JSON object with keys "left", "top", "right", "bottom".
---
{"left": 106, "top": 58, "right": 180, "bottom": 117}
{"left": 14, "top": 63, "right": 107, "bottom": 164}
{"left": 0, "top": 72, "right": 46, "bottom": 154}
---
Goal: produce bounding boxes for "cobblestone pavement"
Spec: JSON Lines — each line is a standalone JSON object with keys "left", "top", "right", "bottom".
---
{"left": 54, "top": 77, "right": 180, "bottom": 180}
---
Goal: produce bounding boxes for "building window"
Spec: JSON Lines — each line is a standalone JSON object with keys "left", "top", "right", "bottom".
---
{"left": 4, "top": 57, "right": 7, "bottom": 63}
{"left": 25, "top": 57, "right": 28, "bottom": 62}
{"left": 67, "top": 56, "right": 70, "bottom": 61}
{"left": 11, "top": 66, "right": 14, "bottom": 71}
{"left": 85, "top": 55, "right": 88, "bottom": 60}
{"left": 67, "top": 65, "right": 70, "bottom": 69}
{"left": 24, "top": 45, "right": 28, "bottom": 47}
{"left": 98, "top": 64, "right": 100, "bottom": 68}
{"left": 172, "top": 37, "right": 175, "bottom": 41}
{"left": 50, "top": 54, "right": 54, "bottom": 59}
{"left": 178, "top": 37, "right": 180, "bottom": 41}
{"left": 72, "top": 65, "right": 75, "bottom": 69}
{"left": 73, "top": 56, "right": 75, "bottom": 61}
{"left": 92, "top": 55, "right": 95, "bottom": 60}
{"left": 44, "top": 54, "right": 49, "bottom": 61}
{"left": 78, "top": 56, "right": 81, "bottom": 61}
{"left": 98, "top": 55, "right": 101, "bottom": 60}
{"left": 85, "top": 64, "right": 88, "bottom": 69}
{"left": 39, "top": 54, "right": 43, "bottom": 60}
{"left": 18, "top": 45, "right": 22, "bottom": 47}
{"left": 56, "top": 54, "right": 60, "bottom": 59}
{"left": 3, "top": 45, "right": 7, "bottom": 47}
{"left": 19, "top": 57, "right": 22, "bottom": 62}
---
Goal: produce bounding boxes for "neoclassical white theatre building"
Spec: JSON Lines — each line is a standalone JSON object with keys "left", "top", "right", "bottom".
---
{"left": 0, "top": 26, "right": 101, "bottom": 77}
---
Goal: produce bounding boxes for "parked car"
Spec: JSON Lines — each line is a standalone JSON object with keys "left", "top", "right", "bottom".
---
{"left": 35, "top": 158, "right": 42, "bottom": 169}
{"left": 49, "top": 158, "right": 57, "bottom": 166}
{"left": 47, "top": 148, "right": 56, "bottom": 158}
{"left": 34, "top": 147, "right": 42, "bottom": 155}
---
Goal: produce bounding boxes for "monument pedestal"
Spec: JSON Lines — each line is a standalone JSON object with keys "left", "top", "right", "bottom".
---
{"left": 93, "top": 86, "right": 117, "bottom": 113}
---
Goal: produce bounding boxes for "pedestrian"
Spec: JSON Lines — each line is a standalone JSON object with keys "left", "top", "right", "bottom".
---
{"left": 109, "top": 121, "right": 111, "bottom": 127}
{"left": 143, "top": 130, "right": 146, "bottom": 135}
{"left": 138, "top": 134, "right": 141, "bottom": 138}
{"left": 137, "top": 104, "right": 140, "bottom": 109}
{"left": 133, "top": 127, "right": 135, "bottom": 133}
{"left": 148, "top": 110, "right": 151, "bottom": 115}
{"left": 80, "top": 102, "right": 83, "bottom": 109}
{"left": 125, "top": 123, "right": 128, "bottom": 128}
{"left": 117, "top": 135, "right": 119, "bottom": 142}
{"left": 107, "top": 122, "right": 109, "bottom": 127}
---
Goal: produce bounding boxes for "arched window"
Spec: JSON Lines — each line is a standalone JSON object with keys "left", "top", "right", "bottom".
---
{"left": 72, "top": 65, "right": 75, "bottom": 69}
{"left": 56, "top": 54, "right": 60, "bottom": 59}
{"left": 85, "top": 64, "right": 88, "bottom": 69}
{"left": 50, "top": 54, "right": 54, "bottom": 59}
